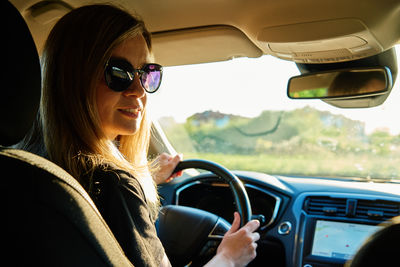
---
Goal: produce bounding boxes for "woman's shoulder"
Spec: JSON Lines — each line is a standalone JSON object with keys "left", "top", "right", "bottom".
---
{"left": 90, "top": 165, "right": 144, "bottom": 197}
{"left": 89, "top": 165, "right": 120, "bottom": 188}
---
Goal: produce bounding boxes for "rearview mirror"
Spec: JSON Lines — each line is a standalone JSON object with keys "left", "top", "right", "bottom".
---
{"left": 287, "top": 67, "right": 392, "bottom": 99}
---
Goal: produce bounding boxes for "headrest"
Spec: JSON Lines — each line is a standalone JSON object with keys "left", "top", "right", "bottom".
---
{"left": 1, "top": 1, "right": 41, "bottom": 146}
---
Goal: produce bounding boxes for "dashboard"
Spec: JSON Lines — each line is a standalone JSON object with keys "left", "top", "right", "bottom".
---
{"left": 158, "top": 171, "right": 400, "bottom": 267}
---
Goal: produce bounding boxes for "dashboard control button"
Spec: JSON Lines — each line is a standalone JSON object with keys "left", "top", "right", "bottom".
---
{"left": 278, "top": 221, "right": 292, "bottom": 235}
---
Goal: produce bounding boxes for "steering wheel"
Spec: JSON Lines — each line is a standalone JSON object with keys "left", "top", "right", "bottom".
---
{"left": 156, "top": 159, "right": 252, "bottom": 266}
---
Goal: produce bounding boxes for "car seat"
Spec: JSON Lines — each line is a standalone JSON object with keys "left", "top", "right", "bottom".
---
{"left": 2, "top": 1, "right": 132, "bottom": 266}
{"left": 348, "top": 216, "right": 400, "bottom": 267}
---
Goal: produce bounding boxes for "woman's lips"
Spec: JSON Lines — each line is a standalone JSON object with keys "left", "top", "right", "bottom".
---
{"left": 118, "top": 108, "right": 140, "bottom": 118}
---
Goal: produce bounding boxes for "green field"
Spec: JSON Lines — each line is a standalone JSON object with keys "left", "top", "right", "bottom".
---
{"left": 181, "top": 152, "right": 400, "bottom": 180}
{"left": 160, "top": 107, "right": 400, "bottom": 181}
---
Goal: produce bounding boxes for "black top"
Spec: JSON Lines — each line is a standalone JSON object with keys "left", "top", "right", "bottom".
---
{"left": 87, "top": 167, "right": 165, "bottom": 267}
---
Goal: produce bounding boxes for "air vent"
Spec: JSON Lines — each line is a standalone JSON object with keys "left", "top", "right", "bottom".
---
{"left": 304, "top": 196, "right": 347, "bottom": 217}
{"left": 304, "top": 196, "right": 400, "bottom": 221}
{"left": 356, "top": 200, "right": 400, "bottom": 221}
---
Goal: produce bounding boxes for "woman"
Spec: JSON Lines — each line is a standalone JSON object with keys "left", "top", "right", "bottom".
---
{"left": 27, "top": 4, "right": 260, "bottom": 266}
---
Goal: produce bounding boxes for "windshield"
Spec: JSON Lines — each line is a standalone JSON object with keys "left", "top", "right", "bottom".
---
{"left": 149, "top": 46, "right": 400, "bottom": 182}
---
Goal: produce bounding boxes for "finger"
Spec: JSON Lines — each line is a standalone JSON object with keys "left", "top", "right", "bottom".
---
{"left": 243, "top": 219, "right": 260, "bottom": 233}
{"left": 227, "top": 212, "right": 241, "bottom": 234}
{"left": 168, "top": 155, "right": 183, "bottom": 177}
{"left": 170, "top": 170, "right": 183, "bottom": 178}
{"left": 252, "top": 231, "right": 260, "bottom": 242}
{"left": 172, "top": 154, "right": 181, "bottom": 164}
{"left": 155, "top": 153, "right": 168, "bottom": 167}
{"left": 159, "top": 152, "right": 169, "bottom": 161}
{"left": 164, "top": 154, "right": 178, "bottom": 168}
{"left": 250, "top": 241, "right": 258, "bottom": 252}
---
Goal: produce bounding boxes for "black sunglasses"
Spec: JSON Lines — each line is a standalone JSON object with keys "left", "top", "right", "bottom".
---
{"left": 104, "top": 57, "right": 163, "bottom": 93}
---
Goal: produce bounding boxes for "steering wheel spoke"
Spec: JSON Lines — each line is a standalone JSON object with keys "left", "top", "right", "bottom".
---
{"left": 208, "top": 217, "right": 231, "bottom": 239}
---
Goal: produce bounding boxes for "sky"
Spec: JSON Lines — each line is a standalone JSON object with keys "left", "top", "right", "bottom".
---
{"left": 148, "top": 46, "right": 400, "bottom": 135}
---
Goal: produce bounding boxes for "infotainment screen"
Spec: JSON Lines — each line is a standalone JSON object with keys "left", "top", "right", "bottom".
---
{"left": 311, "top": 220, "right": 383, "bottom": 260}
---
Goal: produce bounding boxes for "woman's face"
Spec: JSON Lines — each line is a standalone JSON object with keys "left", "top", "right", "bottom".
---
{"left": 97, "top": 35, "right": 151, "bottom": 140}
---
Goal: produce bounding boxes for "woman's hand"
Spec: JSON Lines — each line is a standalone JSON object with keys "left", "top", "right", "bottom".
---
{"left": 205, "top": 212, "right": 260, "bottom": 267}
{"left": 152, "top": 153, "right": 183, "bottom": 185}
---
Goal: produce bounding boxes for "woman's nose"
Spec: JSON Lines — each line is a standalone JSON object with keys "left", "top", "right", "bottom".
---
{"left": 123, "top": 75, "right": 145, "bottom": 98}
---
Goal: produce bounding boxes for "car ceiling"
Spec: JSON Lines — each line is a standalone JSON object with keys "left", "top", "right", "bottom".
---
{"left": 10, "top": 0, "right": 400, "bottom": 67}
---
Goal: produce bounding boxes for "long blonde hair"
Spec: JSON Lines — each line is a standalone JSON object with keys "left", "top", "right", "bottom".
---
{"left": 40, "top": 4, "right": 159, "bottom": 208}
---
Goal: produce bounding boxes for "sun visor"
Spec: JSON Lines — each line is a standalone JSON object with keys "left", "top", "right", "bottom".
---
{"left": 152, "top": 25, "right": 263, "bottom": 66}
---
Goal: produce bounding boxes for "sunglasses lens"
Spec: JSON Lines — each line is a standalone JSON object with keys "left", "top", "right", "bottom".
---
{"left": 105, "top": 59, "right": 134, "bottom": 92}
{"left": 105, "top": 59, "right": 162, "bottom": 93}
{"left": 141, "top": 64, "right": 163, "bottom": 93}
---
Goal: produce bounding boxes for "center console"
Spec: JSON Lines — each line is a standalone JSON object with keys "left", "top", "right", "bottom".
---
{"left": 295, "top": 194, "right": 399, "bottom": 267}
